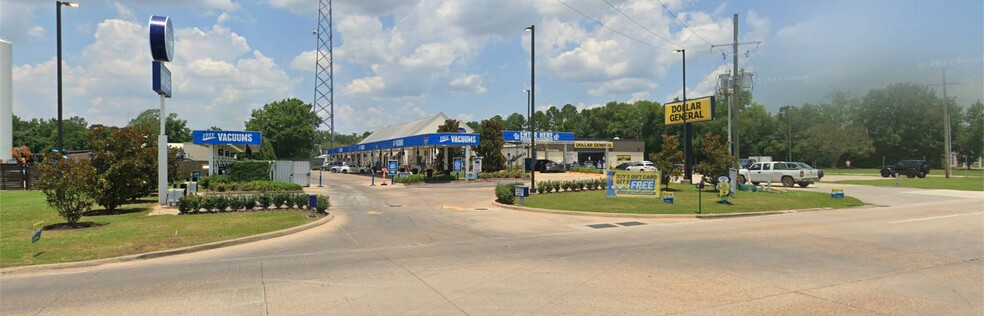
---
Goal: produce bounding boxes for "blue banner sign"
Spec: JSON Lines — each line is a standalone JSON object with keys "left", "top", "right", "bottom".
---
{"left": 192, "top": 130, "right": 262, "bottom": 145}
{"left": 387, "top": 160, "right": 398, "bottom": 175}
{"left": 152, "top": 61, "right": 172, "bottom": 98}
{"left": 502, "top": 131, "right": 575, "bottom": 143}
{"left": 326, "top": 133, "right": 480, "bottom": 154}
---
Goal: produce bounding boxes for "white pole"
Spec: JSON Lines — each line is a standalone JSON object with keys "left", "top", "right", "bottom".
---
{"left": 0, "top": 40, "right": 12, "bottom": 163}
{"left": 158, "top": 94, "right": 167, "bottom": 205}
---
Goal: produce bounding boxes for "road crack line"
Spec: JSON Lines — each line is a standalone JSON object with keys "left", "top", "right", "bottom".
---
{"left": 260, "top": 259, "right": 270, "bottom": 316}
{"left": 34, "top": 270, "right": 102, "bottom": 316}
{"left": 380, "top": 253, "right": 469, "bottom": 315}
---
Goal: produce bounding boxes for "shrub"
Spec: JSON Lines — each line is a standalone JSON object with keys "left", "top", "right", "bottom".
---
{"left": 293, "top": 193, "right": 309, "bottom": 209}
{"left": 229, "top": 161, "right": 271, "bottom": 182}
{"left": 495, "top": 182, "right": 522, "bottom": 204}
{"left": 37, "top": 153, "right": 98, "bottom": 226}
{"left": 199, "top": 175, "right": 232, "bottom": 189}
{"left": 243, "top": 195, "right": 257, "bottom": 211}
{"left": 213, "top": 195, "right": 230, "bottom": 212}
{"left": 272, "top": 193, "right": 286, "bottom": 209}
{"left": 87, "top": 126, "right": 156, "bottom": 211}
{"left": 536, "top": 182, "right": 546, "bottom": 194}
{"left": 200, "top": 195, "right": 219, "bottom": 212}
{"left": 394, "top": 174, "right": 425, "bottom": 184}
{"left": 257, "top": 194, "right": 272, "bottom": 209}
{"left": 227, "top": 195, "right": 243, "bottom": 211}
{"left": 315, "top": 194, "right": 331, "bottom": 213}
{"left": 177, "top": 195, "right": 201, "bottom": 214}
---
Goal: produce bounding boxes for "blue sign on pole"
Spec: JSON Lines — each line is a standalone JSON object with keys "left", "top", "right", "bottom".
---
{"left": 387, "top": 160, "right": 398, "bottom": 175}
{"left": 192, "top": 130, "right": 262, "bottom": 145}
{"left": 148, "top": 16, "right": 174, "bottom": 62}
{"left": 152, "top": 61, "right": 172, "bottom": 98}
{"left": 502, "top": 131, "right": 575, "bottom": 143}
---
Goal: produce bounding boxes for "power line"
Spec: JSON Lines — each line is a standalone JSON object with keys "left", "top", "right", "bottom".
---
{"left": 654, "top": 0, "right": 718, "bottom": 51}
{"left": 555, "top": 0, "right": 676, "bottom": 50}
{"left": 600, "top": 0, "right": 682, "bottom": 49}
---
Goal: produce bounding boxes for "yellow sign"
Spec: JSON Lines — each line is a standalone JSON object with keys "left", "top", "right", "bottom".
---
{"left": 606, "top": 171, "right": 661, "bottom": 198}
{"left": 617, "top": 155, "right": 632, "bottom": 161}
{"left": 574, "top": 141, "right": 613, "bottom": 149}
{"left": 664, "top": 96, "right": 715, "bottom": 125}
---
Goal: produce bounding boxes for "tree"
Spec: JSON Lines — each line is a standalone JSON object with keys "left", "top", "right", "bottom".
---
{"left": 697, "top": 133, "right": 737, "bottom": 184}
{"left": 799, "top": 123, "right": 874, "bottom": 168}
{"left": 476, "top": 119, "right": 506, "bottom": 172}
{"left": 36, "top": 153, "right": 97, "bottom": 227}
{"left": 956, "top": 100, "right": 984, "bottom": 169}
{"left": 648, "top": 134, "right": 683, "bottom": 189}
{"left": 88, "top": 126, "right": 156, "bottom": 211}
{"left": 245, "top": 98, "right": 319, "bottom": 159}
{"left": 128, "top": 109, "right": 192, "bottom": 143}
{"left": 503, "top": 113, "right": 526, "bottom": 131}
{"left": 12, "top": 115, "right": 89, "bottom": 152}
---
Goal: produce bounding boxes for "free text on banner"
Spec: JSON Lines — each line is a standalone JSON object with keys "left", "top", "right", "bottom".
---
{"left": 606, "top": 170, "right": 661, "bottom": 197}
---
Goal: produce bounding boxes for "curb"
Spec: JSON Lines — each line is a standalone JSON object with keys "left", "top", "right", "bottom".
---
{"left": 0, "top": 213, "right": 334, "bottom": 275}
{"left": 492, "top": 201, "right": 832, "bottom": 219}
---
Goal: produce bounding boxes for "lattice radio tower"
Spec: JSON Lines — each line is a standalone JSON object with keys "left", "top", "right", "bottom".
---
{"left": 313, "top": 0, "right": 334, "bottom": 149}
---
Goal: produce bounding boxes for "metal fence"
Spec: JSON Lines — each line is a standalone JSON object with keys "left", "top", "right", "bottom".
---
{"left": 271, "top": 161, "right": 310, "bottom": 187}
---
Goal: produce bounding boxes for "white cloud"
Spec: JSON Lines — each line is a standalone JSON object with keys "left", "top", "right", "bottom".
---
{"left": 26, "top": 26, "right": 45, "bottom": 40}
{"left": 0, "top": 1, "right": 43, "bottom": 43}
{"left": 11, "top": 15, "right": 299, "bottom": 130}
{"left": 448, "top": 74, "right": 487, "bottom": 94}
{"left": 290, "top": 50, "right": 316, "bottom": 71}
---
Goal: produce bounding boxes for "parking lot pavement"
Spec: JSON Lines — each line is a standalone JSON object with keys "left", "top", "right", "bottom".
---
{"left": 1, "top": 171, "right": 980, "bottom": 315}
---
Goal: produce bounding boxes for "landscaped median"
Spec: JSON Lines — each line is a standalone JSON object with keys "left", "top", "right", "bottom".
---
{"left": 0, "top": 191, "right": 322, "bottom": 268}
{"left": 495, "top": 182, "right": 864, "bottom": 216}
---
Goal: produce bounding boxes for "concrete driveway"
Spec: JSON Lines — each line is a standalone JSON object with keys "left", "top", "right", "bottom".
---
{"left": 1, "top": 171, "right": 981, "bottom": 315}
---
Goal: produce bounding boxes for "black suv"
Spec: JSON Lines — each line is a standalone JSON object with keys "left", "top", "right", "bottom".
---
{"left": 880, "top": 160, "right": 930, "bottom": 178}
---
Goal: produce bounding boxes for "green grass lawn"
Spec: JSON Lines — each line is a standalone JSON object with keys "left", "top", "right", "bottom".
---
{"left": 825, "top": 168, "right": 983, "bottom": 177}
{"left": 522, "top": 185, "right": 864, "bottom": 215}
{"left": 833, "top": 177, "right": 984, "bottom": 191}
{"left": 0, "top": 191, "right": 315, "bottom": 268}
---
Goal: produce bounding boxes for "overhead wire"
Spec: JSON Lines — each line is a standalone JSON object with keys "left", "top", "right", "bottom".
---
{"left": 555, "top": 0, "right": 679, "bottom": 51}
{"left": 600, "top": 0, "right": 683, "bottom": 49}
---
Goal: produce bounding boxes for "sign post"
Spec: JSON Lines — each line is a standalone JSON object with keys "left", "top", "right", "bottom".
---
{"left": 515, "top": 186, "right": 529, "bottom": 206}
{"left": 663, "top": 96, "right": 715, "bottom": 185}
{"left": 149, "top": 15, "right": 174, "bottom": 205}
{"left": 453, "top": 157, "right": 463, "bottom": 180}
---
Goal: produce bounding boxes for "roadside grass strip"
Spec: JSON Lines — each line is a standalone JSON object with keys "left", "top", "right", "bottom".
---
{"left": 1, "top": 191, "right": 313, "bottom": 268}
{"left": 833, "top": 177, "right": 984, "bottom": 191}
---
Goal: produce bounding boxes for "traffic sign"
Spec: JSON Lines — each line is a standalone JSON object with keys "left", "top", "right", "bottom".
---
{"left": 387, "top": 160, "right": 398, "bottom": 175}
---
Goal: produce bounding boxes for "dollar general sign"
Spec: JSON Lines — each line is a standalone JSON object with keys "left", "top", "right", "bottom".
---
{"left": 663, "top": 96, "right": 715, "bottom": 125}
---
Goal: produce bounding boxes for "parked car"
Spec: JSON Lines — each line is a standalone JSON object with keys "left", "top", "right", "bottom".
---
{"left": 880, "top": 160, "right": 929, "bottom": 178}
{"left": 323, "top": 161, "right": 343, "bottom": 171}
{"left": 625, "top": 161, "right": 657, "bottom": 172}
{"left": 614, "top": 162, "right": 632, "bottom": 170}
{"left": 339, "top": 164, "right": 364, "bottom": 174}
{"left": 534, "top": 159, "right": 566, "bottom": 173}
{"left": 738, "top": 161, "right": 820, "bottom": 187}
{"left": 791, "top": 162, "right": 823, "bottom": 179}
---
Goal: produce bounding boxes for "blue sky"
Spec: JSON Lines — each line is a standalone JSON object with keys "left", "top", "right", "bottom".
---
{"left": 2, "top": 0, "right": 982, "bottom": 135}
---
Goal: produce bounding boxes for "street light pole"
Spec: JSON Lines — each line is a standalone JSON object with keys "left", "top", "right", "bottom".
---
{"left": 524, "top": 88, "right": 531, "bottom": 172}
{"left": 674, "top": 49, "right": 691, "bottom": 182}
{"left": 55, "top": 1, "right": 78, "bottom": 151}
{"left": 525, "top": 25, "right": 535, "bottom": 192}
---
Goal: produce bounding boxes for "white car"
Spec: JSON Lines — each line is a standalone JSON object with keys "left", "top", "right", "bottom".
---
{"left": 625, "top": 161, "right": 657, "bottom": 172}
{"left": 338, "top": 164, "right": 364, "bottom": 174}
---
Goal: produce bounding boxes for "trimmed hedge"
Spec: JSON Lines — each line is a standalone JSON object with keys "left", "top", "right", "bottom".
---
{"left": 478, "top": 169, "right": 530, "bottom": 179}
{"left": 229, "top": 161, "right": 271, "bottom": 182}
{"left": 209, "top": 180, "right": 303, "bottom": 192}
{"left": 178, "top": 192, "right": 328, "bottom": 214}
{"left": 536, "top": 179, "right": 606, "bottom": 194}
{"left": 570, "top": 167, "right": 604, "bottom": 174}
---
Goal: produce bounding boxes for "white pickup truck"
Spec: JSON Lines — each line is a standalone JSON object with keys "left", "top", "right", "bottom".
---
{"left": 737, "top": 161, "right": 820, "bottom": 188}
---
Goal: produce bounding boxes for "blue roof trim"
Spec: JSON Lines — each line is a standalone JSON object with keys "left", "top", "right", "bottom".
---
{"left": 326, "top": 133, "right": 480, "bottom": 154}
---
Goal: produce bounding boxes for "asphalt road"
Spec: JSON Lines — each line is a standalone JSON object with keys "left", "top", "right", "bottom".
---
{"left": 1, "top": 172, "right": 981, "bottom": 315}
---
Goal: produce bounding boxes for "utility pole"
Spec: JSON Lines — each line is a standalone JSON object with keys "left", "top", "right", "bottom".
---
{"left": 711, "top": 14, "right": 761, "bottom": 163}
{"left": 314, "top": 0, "right": 334, "bottom": 150}
{"left": 930, "top": 67, "right": 958, "bottom": 178}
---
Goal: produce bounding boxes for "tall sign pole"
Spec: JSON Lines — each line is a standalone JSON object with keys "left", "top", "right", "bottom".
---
{"left": 525, "top": 25, "right": 536, "bottom": 192}
{"left": 149, "top": 16, "right": 174, "bottom": 205}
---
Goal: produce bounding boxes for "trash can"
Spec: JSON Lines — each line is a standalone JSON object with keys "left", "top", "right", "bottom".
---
{"left": 426, "top": 169, "right": 434, "bottom": 178}
{"left": 308, "top": 194, "right": 318, "bottom": 210}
